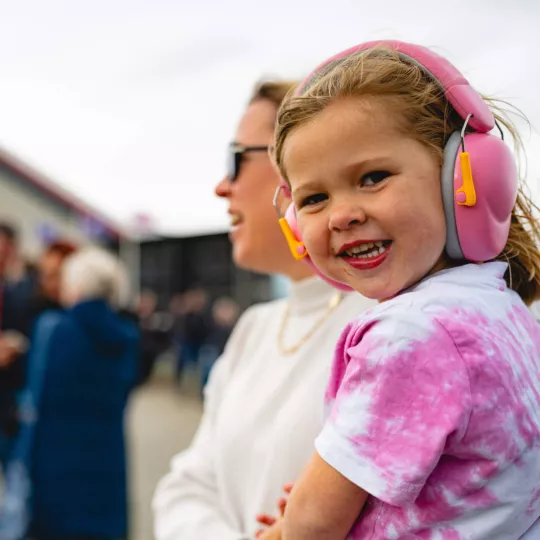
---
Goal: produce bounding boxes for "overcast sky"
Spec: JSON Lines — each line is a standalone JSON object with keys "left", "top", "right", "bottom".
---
{"left": 0, "top": 0, "right": 538, "bottom": 236}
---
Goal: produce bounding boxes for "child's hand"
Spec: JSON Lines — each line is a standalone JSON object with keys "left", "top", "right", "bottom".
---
{"left": 255, "top": 518, "right": 283, "bottom": 539}
{"left": 255, "top": 484, "right": 294, "bottom": 538}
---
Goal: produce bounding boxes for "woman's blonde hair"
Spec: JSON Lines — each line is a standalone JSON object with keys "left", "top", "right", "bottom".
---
{"left": 274, "top": 46, "right": 540, "bottom": 305}
{"left": 250, "top": 80, "right": 298, "bottom": 109}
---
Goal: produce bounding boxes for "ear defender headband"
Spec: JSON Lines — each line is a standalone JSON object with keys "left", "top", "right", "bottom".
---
{"left": 274, "top": 40, "right": 518, "bottom": 289}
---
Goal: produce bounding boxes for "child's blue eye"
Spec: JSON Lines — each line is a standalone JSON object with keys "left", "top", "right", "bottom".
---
{"left": 301, "top": 193, "right": 328, "bottom": 207}
{"left": 361, "top": 171, "right": 391, "bottom": 187}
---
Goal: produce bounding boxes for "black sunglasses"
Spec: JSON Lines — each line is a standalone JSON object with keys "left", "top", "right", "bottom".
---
{"left": 228, "top": 144, "right": 270, "bottom": 181}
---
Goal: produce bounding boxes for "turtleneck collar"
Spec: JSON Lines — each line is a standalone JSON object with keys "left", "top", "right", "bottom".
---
{"left": 287, "top": 276, "right": 344, "bottom": 315}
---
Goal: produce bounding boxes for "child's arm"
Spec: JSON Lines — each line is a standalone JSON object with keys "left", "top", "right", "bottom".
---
{"left": 283, "top": 451, "right": 368, "bottom": 540}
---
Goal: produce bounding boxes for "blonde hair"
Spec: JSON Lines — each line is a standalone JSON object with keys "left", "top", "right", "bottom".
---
{"left": 274, "top": 46, "right": 540, "bottom": 305}
{"left": 62, "top": 247, "right": 130, "bottom": 308}
{"left": 250, "top": 80, "right": 298, "bottom": 110}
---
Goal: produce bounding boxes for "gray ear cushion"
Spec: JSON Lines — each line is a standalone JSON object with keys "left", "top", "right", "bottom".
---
{"left": 442, "top": 131, "right": 464, "bottom": 260}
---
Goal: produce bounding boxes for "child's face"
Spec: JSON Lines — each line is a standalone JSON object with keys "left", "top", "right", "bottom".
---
{"left": 283, "top": 97, "right": 447, "bottom": 300}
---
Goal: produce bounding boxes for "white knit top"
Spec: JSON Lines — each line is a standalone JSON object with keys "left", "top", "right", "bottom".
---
{"left": 153, "top": 277, "right": 375, "bottom": 540}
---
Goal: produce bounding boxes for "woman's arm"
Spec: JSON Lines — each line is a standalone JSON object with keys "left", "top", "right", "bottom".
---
{"left": 283, "top": 452, "right": 368, "bottom": 540}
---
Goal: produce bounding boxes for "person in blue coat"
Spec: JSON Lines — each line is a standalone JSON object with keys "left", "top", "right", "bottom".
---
{"left": 26, "top": 247, "right": 138, "bottom": 540}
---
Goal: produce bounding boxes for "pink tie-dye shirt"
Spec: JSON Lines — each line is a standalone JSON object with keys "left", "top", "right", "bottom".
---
{"left": 316, "top": 262, "right": 540, "bottom": 539}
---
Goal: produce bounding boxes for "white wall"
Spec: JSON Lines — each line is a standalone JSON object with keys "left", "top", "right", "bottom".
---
{"left": 0, "top": 168, "right": 94, "bottom": 258}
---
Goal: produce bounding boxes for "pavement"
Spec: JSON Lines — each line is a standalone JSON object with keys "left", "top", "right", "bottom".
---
{"left": 127, "top": 367, "right": 204, "bottom": 540}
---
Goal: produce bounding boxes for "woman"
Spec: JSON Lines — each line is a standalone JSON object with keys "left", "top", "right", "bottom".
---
{"left": 152, "top": 81, "right": 375, "bottom": 540}
{"left": 2, "top": 247, "right": 138, "bottom": 540}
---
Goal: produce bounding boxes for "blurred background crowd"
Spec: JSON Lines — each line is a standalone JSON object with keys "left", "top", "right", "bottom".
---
{"left": 0, "top": 214, "right": 244, "bottom": 539}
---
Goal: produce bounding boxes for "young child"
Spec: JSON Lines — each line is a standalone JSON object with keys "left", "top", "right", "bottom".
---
{"left": 261, "top": 41, "right": 540, "bottom": 539}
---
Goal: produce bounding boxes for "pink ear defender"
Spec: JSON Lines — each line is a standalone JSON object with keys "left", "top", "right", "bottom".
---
{"left": 273, "top": 40, "right": 518, "bottom": 289}
{"left": 273, "top": 183, "right": 354, "bottom": 291}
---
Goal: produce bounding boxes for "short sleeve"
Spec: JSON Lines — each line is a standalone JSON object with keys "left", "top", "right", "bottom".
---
{"left": 315, "top": 310, "right": 472, "bottom": 506}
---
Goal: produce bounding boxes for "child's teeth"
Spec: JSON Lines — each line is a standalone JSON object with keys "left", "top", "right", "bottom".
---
{"left": 344, "top": 241, "right": 389, "bottom": 259}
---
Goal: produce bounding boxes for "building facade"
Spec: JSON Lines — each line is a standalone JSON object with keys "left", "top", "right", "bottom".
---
{"left": 0, "top": 147, "right": 125, "bottom": 259}
{"left": 140, "top": 234, "right": 274, "bottom": 310}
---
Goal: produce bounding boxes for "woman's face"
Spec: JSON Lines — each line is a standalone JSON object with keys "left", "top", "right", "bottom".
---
{"left": 215, "top": 99, "right": 308, "bottom": 277}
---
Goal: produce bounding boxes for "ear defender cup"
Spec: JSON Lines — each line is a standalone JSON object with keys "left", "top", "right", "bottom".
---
{"left": 284, "top": 203, "right": 354, "bottom": 291}
{"left": 442, "top": 131, "right": 518, "bottom": 262}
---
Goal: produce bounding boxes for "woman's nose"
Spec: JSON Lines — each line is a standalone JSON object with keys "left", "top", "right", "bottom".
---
{"left": 215, "top": 176, "right": 232, "bottom": 198}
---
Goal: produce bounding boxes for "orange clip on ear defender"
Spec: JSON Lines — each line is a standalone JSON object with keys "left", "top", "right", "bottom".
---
{"left": 455, "top": 114, "right": 477, "bottom": 207}
{"left": 273, "top": 184, "right": 308, "bottom": 260}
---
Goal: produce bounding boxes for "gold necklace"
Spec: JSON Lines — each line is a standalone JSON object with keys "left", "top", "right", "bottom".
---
{"left": 277, "top": 291, "right": 344, "bottom": 355}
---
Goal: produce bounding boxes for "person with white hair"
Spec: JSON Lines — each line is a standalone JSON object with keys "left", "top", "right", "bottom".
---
{"left": 61, "top": 247, "right": 130, "bottom": 309}
{"left": 0, "top": 247, "right": 139, "bottom": 540}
